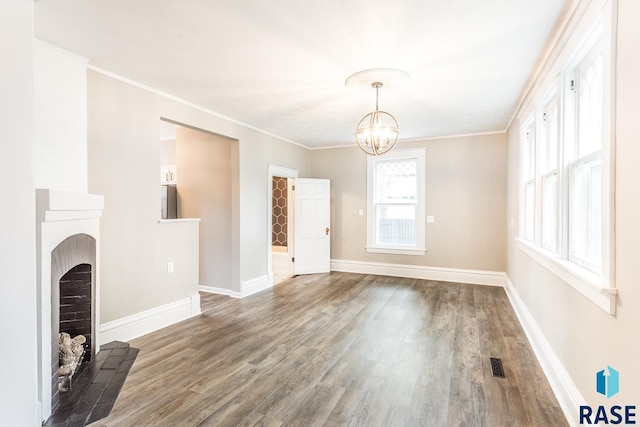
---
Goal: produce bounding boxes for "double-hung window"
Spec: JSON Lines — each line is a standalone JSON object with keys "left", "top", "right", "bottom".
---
{"left": 367, "top": 148, "right": 426, "bottom": 255}
{"left": 517, "top": 1, "right": 615, "bottom": 314}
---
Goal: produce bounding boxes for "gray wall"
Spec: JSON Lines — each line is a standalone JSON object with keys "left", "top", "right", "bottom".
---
{"left": 506, "top": 0, "right": 640, "bottom": 403}
{"left": 88, "top": 71, "right": 200, "bottom": 323}
{"left": 176, "top": 126, "right": 237, "bottom": 289}
{"left": 310, "top": 133, "right": 507, "bottom": 272}
{"left": 0, "top": 0, "right": 39, "bottom": 424}
{"left": 88, "top": 69, "right": 310, "bottom": 301}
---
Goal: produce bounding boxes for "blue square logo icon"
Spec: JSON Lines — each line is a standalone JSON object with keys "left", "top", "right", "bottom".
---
{"left": 596, "top": 366, "right": 619, "bottom": 399}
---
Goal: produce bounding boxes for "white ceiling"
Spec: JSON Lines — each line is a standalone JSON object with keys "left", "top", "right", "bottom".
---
{"left": 34, "top": 0, "right": 571, "bottom": 149}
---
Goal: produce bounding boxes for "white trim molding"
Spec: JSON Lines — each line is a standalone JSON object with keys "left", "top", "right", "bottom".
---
{"left": 199, "top": 285, "right": 242, "bottom": 298}
{"left": 241, "top": 274, "right": 271, "bottom": 297}
{"left": 100, "top": 293, "right": 201, "bottom": 344}
{"left": 517, "top": 238, "right": 617, "bottom": 314}
{"left": 330, "top": 259, "right": 505, "bottom": 287}
{"left": 504, "top": 276, "right": 584, "bottom": 427}
{"left": 199, "top": 274, "right": 272, "bottom": 298}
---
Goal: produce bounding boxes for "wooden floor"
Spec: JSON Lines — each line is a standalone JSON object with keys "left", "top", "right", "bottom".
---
{"left": 90, "top": 272, "right": 566, "bottom": 427}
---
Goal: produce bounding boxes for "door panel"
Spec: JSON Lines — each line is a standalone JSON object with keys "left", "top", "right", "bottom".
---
{"left": 294, "top": 178, "right": 330, "bottom": 275}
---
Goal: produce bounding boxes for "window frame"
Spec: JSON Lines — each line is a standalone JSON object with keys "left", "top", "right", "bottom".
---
{"left": 366, "top": 148, "right": 426, "bottom": 255}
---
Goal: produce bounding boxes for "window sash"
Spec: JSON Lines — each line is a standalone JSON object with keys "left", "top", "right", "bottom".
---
{"left": 540, "top": 96, "right": 559, "bottom": 175}
{"left": 575, "top": 46, "right": 604, "bottom": 159}
{"left": 541, "top": 171, "right": 558, "bottom": 251}
{"left": 568, "top": 152, "right": 602, "bottom": 273}
{"left": 374, "top": 158, "right": 417, "bottom": 203}
{"left": 523, "top": 179, "right": 535, "bottom": 242}
{"left": 374, "top": 203, "right": 417, "bottom": 246}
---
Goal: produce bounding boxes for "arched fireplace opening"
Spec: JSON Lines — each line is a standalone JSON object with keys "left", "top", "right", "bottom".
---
{"left": 50, "top": 234, "right": 96, "bottom": 413}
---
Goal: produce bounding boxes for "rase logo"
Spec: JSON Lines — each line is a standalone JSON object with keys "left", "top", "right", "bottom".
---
{"left": 580, "top": 366, "right": 636, "bottom": 425}
{"left": 597, "top": 366, "right": 620, "bottom": 399}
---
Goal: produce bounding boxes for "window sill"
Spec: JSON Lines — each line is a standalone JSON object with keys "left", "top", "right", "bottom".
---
{"left": 515, "top": 238, "right": 616, "bottom": 315}
{"left": 365, "top": 246, "right": 426, "bottom": 256}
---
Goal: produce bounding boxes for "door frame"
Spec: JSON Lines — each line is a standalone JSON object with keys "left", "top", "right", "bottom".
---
{"left": 267, "top": 165, "right": 299, "bottom": 285}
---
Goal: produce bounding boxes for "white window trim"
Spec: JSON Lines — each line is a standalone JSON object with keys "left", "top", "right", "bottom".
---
{"left": 516, "top": 238, "right": 616, "bottom": 314}
{"left": 516, "top": 0, "right": 616, "bottom": 315}
{"left": 366, "top": 148, "right": 426, "bottom": 255}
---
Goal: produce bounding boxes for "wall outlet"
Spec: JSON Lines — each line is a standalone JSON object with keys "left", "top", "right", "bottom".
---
{"left": 358, "top": 209, "right": 364, "bottom": 216}
{"left": 167, "top": 262, "right": 175, "bottom": 273}
{"left": 427, "top": 216, "right": 435, "bottom": 223}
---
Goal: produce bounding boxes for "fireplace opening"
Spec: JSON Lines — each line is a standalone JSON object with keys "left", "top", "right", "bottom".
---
{"left": 59, "top": 264, "right": 92, "bottom": 362}
{"left": 49, "top": 233, "right": 97, "bottom": 415}
{"left": 52, "top": 262, "right": 95, "bottom": 412}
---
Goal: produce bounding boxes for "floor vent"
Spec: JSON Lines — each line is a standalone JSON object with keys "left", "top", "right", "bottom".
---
{"left": 490, "top": 357, "right": 506, "bottom": 378}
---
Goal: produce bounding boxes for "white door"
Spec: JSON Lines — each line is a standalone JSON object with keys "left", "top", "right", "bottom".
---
{"left": 294, "top": 178, "right": 330, "bottom": 275}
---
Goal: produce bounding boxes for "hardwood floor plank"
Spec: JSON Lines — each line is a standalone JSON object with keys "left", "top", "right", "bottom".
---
{"left": 90, "top": 273, "right": 566, "bottom": 427}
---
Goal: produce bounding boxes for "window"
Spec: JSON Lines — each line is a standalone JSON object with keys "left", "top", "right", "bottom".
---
{"left": 568, "top": 44, "right": 604, "bottom": 273}
{"left": 540, "top": 94, "right": 559, "bottom": 252}
{"left": 521, "top": 118, "right": 536, "bottom": 243}
{"left": 517, "top": 2, "right": 615, "bottom": 313}
{"left": 367, "top": 148, "right": 426, "bottom": 255}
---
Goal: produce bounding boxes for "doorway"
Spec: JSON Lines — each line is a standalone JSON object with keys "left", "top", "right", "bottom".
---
{"left": 271, "top": 176, "right": 295, "bottom": 284}
{"left": 160, "top": 118, "right": 240, "bottom": 291}
{"left": 268, "top": 165, "right": 298, "bottom": 285}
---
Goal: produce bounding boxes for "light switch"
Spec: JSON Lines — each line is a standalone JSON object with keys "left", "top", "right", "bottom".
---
{"left": 427, "top": 216, "right": 435, "bottom": 223}
{"left": 358, "top": 209, "right": 364, "bottom": 216}
{"left": 167, "top": 262, "right": 175, "bottom": 273}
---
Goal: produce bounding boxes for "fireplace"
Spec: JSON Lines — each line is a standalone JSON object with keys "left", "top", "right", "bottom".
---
{"left": 50, "top": 235, "right": 96, "bottom": 413}
{"left": 36, "top": 189, "right": 104, "bottom": 422}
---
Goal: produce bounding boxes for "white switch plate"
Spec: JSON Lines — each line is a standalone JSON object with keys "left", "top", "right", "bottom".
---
{"left": 427, "top": 216, "right": 435, "bottom": 223}
{"left": 358, "top": 209, "right": 364, "bottom": 216}
{"left": 167, "top": 262, "right": 175, "bottom": 273}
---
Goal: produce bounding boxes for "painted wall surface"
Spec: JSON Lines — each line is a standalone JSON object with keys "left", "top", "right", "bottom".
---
{"left": 506, "top": 0, "right": 640, "bottom": 406}
{"left": 310, "top": 134, "right": 507, "bottom": 272}
{"left": 34, "top": 41, "right": 88, "bottom": 192}
{"left": 0, "top": 1, "right": 39, "bottom": 425}
{"left": 88, "top": 69, "right": 309, "bottom": 301}
{"left": 236, "top": 133, "right": 310, "bottom": 288}
{"left": 160, "top": 138, "right": 176, "bottom": 166}
{"left": 176, "top": 126, "right": 236, "bottom": 289}
{"left": 87, "top": 71, "right": 200, "bottom": 323}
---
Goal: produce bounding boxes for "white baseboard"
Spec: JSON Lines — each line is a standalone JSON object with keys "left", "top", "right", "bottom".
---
{"left": 199, "top": 274, "right": 271, "bottom": 298}
{"left": 99, "top": 292, "right": 201, "bottom": 344}
{"left": 199, "top": 285, "right": 242, "bottom": 298}
{"left": 241, "top": 274, "right": 271, "bottom": 297}
{"left": 330, "top": 259, "right": 505, "bottom": 287}
{"left": 504, "top": 276, "right": 584, "bottom": 427}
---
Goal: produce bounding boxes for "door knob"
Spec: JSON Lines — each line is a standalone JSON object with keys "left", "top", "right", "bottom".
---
{"left": 326, "top": 227, "right": 330, "bottom": 235}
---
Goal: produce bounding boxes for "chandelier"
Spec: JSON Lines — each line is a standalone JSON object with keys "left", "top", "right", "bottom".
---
{"left": 346, "top": 68, "right": 409, "bottom": 156}
{"left": 355, "top": 82, "right": 399, "bottom": 156}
